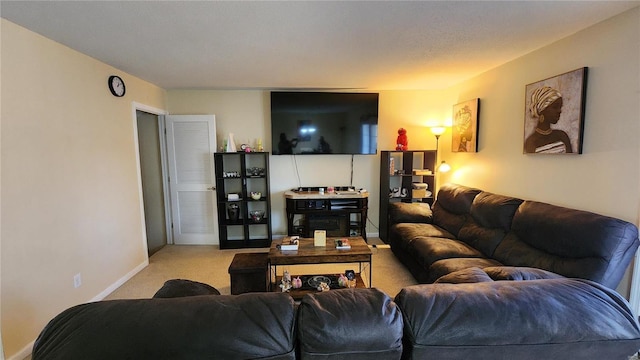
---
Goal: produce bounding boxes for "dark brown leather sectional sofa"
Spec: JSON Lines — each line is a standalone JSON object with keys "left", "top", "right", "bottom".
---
{"left": 31, "top": 184, "right": 640, "bottom": 359}
{"left": 388, "top": 183, "right": 639, "bottom": 288}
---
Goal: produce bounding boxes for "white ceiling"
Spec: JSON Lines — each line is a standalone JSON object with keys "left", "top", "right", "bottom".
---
{"left": 2, "top": 1, "right": 638, "bottom": 90}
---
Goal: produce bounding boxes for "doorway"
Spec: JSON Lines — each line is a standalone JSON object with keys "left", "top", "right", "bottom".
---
{"left": 164, "top": 115, "right": 218, "bottom": 245}
{"left": 136, "top": 110, "right": 168, "bottom": 256}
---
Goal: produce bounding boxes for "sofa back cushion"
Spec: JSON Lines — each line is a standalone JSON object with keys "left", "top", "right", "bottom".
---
{"left": 395, "top": 279, "right": 640, "bottom": 359}
{"left": 432, "top": 184, "right": 481, "bottom": 237}
{"left": 388, "top": 202, "right": 432, "bottom": 224}
{"left": 493, "top": 200, "right": 640, "bottom": 288}
{"left": 32, "top": 293, "right": 297, "bottom": 360}
{"left": 458, "top": 192, "right": 523, "bottom": 256}
{"left": 297, "top": 288, "right": 403, "bottom": 360}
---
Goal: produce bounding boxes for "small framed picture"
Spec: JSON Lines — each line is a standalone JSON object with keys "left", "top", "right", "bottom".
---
{"left": 523, "top": 67, "right": 588, "bottom": 154}
{"left": 452, "top": 98, "right": 480, "bottom": 153}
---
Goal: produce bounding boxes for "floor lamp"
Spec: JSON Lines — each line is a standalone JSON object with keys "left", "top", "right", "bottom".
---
{"left": 429, "top": 126, "right": 450, "bottom": 173}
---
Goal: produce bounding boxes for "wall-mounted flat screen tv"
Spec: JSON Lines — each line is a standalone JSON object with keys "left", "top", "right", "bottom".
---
{"left": 271, "top": 91, "right": 379, "bottom": 155}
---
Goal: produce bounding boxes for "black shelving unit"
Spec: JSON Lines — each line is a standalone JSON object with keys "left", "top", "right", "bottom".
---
{"left": 214, "top": 152, "right": 272, "bottom": 249}
{"left": 379, "top": 150, "right": 437, "bottom": 242}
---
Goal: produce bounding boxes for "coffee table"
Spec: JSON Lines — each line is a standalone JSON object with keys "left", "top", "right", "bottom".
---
{"left": 268, "top": 236, "right": 372, "bottom": 299}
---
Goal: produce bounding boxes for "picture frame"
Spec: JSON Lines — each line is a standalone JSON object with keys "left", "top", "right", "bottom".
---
{"left": 452, "top": 98, "right": 480, "bottom": 153}
{"left": 523, "top": 67, "right": 588, "bottom": 154}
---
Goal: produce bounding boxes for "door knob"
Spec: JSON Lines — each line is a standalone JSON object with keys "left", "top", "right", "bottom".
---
{"left": 208, "top": 187, "right": 216, "bottom": 190}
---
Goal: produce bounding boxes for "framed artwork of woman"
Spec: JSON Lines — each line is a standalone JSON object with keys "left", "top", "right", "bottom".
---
{"left": 523, "top": 67, "right": 588, "bottom": 154}
{"left": 452, "top": 98, "right": 480, "bottom": 153}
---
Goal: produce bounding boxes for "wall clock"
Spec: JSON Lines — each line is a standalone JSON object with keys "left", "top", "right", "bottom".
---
{"left": 108, "top": 75, "right": 126, "bottom": 97}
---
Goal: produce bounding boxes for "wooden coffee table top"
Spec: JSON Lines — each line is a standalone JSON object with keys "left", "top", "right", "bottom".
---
{"left": 268, "top": 236, "right": 371, "bottom": 265}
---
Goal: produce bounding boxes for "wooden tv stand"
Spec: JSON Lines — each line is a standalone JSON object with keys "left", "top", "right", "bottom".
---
{"left": 284, "top": 189, "right": 368, "bottom": 242}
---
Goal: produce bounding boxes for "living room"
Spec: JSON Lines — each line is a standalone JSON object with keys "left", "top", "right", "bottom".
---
{"left": 2, "top": 2, "right": 639, "bottom": 359}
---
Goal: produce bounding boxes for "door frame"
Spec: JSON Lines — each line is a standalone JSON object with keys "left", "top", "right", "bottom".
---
{"left": 131, "top": 102, "right": 171, "bottom": 257}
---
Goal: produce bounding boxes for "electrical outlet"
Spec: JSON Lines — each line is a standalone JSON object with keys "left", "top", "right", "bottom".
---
{"left": 74, "top": 273, "right": 82, "bottom": 288}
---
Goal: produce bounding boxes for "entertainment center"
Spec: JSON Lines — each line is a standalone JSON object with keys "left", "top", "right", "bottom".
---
{"left": 284, "top": 187, "right": 368, "bottom": 241}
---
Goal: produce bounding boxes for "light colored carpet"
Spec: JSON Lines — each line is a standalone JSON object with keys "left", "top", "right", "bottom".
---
{"left": 105, "top": 237, "right": 418, "bottom": 300}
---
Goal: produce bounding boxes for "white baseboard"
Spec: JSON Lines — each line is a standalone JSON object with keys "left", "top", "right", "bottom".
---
{"left": 8, "top": 260, "right": 150, "bottom": 360}
{"left": 8, "top": 340, "right": 33, "bottom": 360}
{"left": 91, "top": 259, "right": 149, "bottom": 302}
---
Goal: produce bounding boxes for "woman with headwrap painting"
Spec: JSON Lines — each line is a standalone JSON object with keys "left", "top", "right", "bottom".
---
{"left": 524, "top": 86, "right": 572, "bottom": 153}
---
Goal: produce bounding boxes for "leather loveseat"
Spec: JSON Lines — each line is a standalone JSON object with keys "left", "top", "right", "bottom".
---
{"left": 387, "top": 183, "right": 640, "bottom": 288}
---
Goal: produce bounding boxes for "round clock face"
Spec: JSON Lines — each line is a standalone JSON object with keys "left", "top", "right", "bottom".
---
{"left": 108, "top": 75, "right": 126, "bottom": 97}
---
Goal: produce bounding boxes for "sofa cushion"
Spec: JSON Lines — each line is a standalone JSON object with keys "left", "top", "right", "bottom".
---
{"left": 389, "top": 223, "right": 455, "bottom": 252}
{"left": 483, "top": 266, "right": 564, "bottom": 281}
{"left": 153, "top": 279, "right": 220, "bottom": 298}
{"left": 388, "top": 202, "right": 432, "bottom": 224}
{"left": 297, "top": 288, "right": 403, "bottom": 360}
{"left": 433, "top": 266, "right": 563, "bottom": 284}
{"left": 434, "top": 267, "right": 494, "bottom": 283}
{"left": 395, "top": 279, "right": 640, "bottom": 360}
{"left": 431, "top": 184, "right": 481, "bottom": 236}
{"left": 457, "top": 222, "right": 508, "bottom": 258}
{"left": 434, "top": 183, "right": 482, "bottom": 215}
{"left": 409, "top": 237, "right": 485, "bottom": 269}
{"left": 392, "top": 223, "right": 455, "bottom": 241}
{"left": 32, "top": 293, "right": 296, "bottom": 360}
{"left": 427, "top": 257, "right": 502, "bottom": 283}
{"left": 456, "top": 192, "right": 524, "bottom": 257}
{"left": 494, "top": 200, "right": 640, "bottom": 288}
{"left": 470, "top": 191, "right": 523, "bottom": 231}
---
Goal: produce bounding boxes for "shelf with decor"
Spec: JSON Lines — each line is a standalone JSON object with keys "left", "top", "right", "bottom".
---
{"left": 379, "top": 150, "right": 437, "bottom": 243}
{"left": 214, "top": 152, "right": 272, "bottom": 249}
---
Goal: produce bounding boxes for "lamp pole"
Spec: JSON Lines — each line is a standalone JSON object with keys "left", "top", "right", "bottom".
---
{"left": 429, "top": 126, "right": 447, "bottom": 173}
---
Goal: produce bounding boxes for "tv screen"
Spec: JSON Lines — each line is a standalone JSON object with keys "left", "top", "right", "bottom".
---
{"left": 270, "top": 92, "right": 379, "bottom": 155}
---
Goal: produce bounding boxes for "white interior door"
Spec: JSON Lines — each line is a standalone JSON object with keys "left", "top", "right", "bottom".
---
{"left": 165, "top": 115, "right": 218, "bottom": 245}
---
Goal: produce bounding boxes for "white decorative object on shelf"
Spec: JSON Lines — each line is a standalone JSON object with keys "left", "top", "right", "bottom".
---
{"left": 226, "top": 133, "right": 237, "bottom": 152}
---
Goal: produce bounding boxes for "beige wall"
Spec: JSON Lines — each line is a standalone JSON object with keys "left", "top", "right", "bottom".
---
{"left": 438, "top": 8, "right": 640, "bottom": 296}
{"left": 171, "top": 7, "right": 640, "bottom": 297}
{"left": 167, "top": 90, "right": 452, "bottom": 238}
{"left": 1, "top": 19, "right": 166, "bottom": 358}
{"left": 167, "top": 90, "right": 385, "bottom": 236}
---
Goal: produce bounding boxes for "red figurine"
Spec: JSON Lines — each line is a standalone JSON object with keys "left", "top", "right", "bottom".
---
{"left": 396, "top": 128, "right": 408, "bottom": 151}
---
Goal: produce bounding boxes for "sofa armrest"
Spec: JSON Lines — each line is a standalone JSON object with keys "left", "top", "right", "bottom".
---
{"left": 388, "top": 202, "right": 432, "bottom": 225}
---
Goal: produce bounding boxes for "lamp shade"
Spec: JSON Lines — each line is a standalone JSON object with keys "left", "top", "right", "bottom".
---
{"left": 438, "top": 161, "right": 451, "bottom": 173}
{"left": 430, "top": 126, "right": 446, "bottom": 136}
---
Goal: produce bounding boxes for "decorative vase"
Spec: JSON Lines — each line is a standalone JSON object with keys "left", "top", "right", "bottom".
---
{"left": 226, "top": 133, "right": 237, "bottom": 152}
{"left": 227, "top": 203, "right": 239, "bottom": 221}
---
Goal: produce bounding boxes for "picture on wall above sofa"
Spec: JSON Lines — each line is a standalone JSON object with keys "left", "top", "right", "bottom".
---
{"left": 523, "top": 67, "right": 588, "bottom": 154}
{"left": 452, "top": 98, "right": 480, "bottom": 153}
